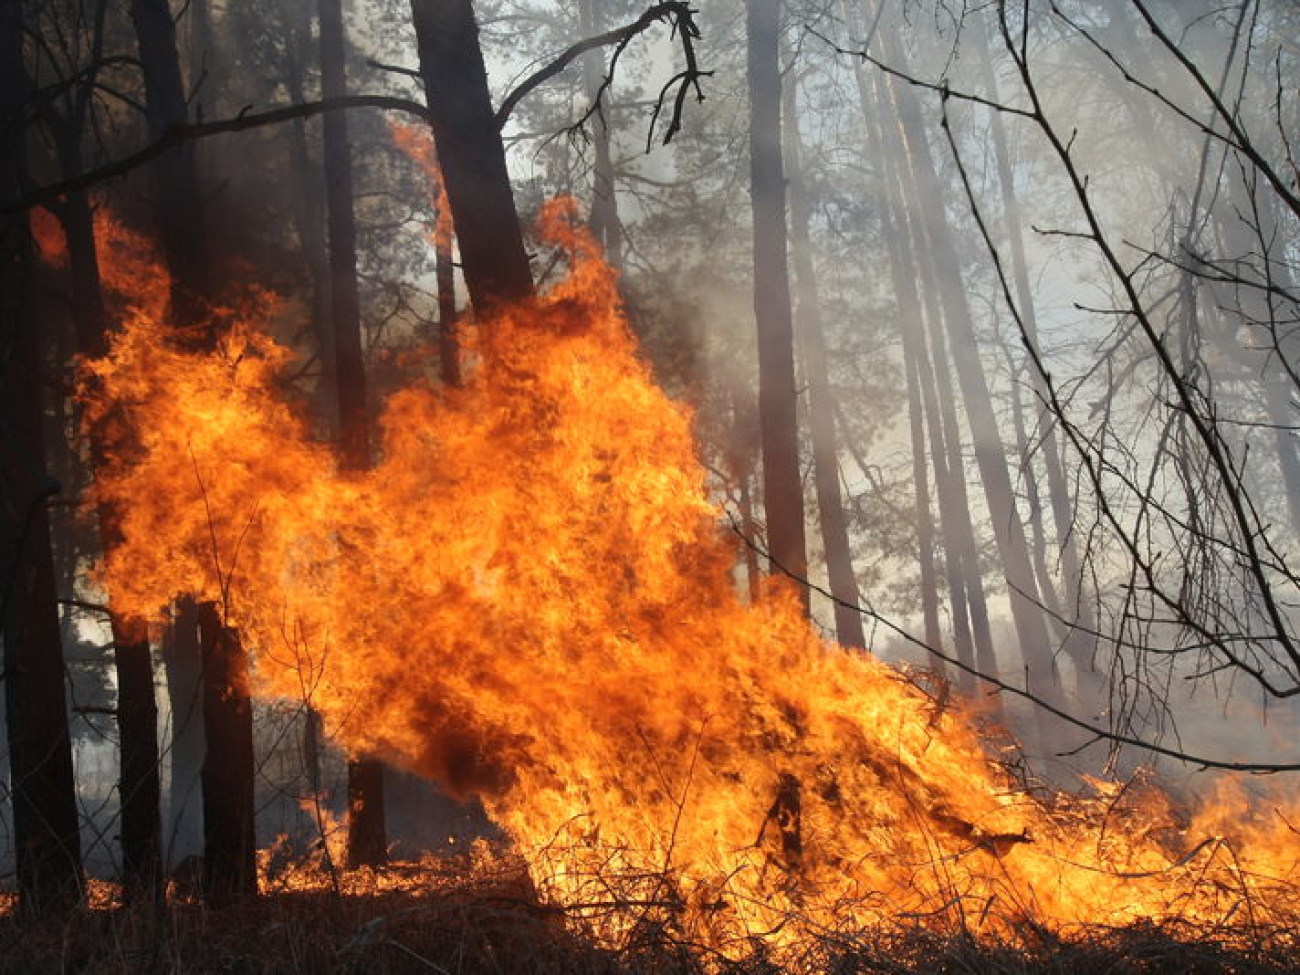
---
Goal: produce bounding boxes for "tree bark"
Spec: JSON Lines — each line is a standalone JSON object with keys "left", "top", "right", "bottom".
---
{"left": 880, "top": 154, "right": 978, "bottom": 691}
{"left": 284, "top": 31, "right": 336, "bottom": 432}
{"left": 410, "top": 0, "right": 533, "bottom": 311}
{"left": 0, "top": 0, "right": 84, "bottom": 913}
{"left": 746, "top": 0, "right": 808, "bottom": 609}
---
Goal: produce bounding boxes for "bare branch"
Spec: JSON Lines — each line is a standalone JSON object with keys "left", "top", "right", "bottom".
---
{"left": 7, "top": 95, "right": 434, "bottom": 214}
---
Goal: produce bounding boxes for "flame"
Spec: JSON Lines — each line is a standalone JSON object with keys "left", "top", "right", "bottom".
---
{"left": 388, "top": 120, "right": 455, "bottom": 258}
{"left": 77, "top": 200, "right": 1299, "bottom": 950}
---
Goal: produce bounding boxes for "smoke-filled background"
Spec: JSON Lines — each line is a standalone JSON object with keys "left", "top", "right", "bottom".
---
{"left": 2, "top": 0, "right": 1300, "bottom": 953}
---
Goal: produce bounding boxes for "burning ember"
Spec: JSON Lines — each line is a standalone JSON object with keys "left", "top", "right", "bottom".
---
{"left": 71, "top": 201, "right": 1299, "bottom": 952}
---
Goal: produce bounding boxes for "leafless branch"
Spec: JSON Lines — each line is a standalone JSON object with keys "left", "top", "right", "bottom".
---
{"left": 7, "top": 95, "right": 434, "bottom": 214}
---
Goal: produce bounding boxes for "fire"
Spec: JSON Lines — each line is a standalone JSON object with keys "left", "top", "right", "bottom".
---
{"left": 77, "top": 200, "right": 1298, "bottom": 951}
{"left": 388, "top": 120, "right": 455, "bottom": 257}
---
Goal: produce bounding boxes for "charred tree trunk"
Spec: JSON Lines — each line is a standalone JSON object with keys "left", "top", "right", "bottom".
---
{"left": 746, "top": 0, "right": 808, "bottom": 609}
{"left": 410, "top": 0, "right": 533, "bottom": 311}
{"left": 320, "top": 0, "right": 389, "bottom": 869}
{"left": 782, "top": 81, "right": 863, "bottom": 647}
{"left": 199, "top": 604, "right": 257, "bottom": 901}
{"left": 0, "top": 1, "right": 84, "bottom": 912}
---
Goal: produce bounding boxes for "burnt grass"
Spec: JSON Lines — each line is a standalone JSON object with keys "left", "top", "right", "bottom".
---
{"left": 2, "top": 880, "right": 1298, "bottom": 975}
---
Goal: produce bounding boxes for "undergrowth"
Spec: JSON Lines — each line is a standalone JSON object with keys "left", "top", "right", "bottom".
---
{"left": 2, "top": 867, "right": 1298, "bottom": 975}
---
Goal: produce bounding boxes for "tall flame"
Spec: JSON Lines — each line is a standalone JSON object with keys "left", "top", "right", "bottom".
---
{"left": 78, "top": 201, "right": 1298, "bottom": 951}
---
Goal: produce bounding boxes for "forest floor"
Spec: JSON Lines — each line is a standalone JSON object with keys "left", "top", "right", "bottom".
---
{"left": 1, "top": 861, "right": 1298, "bottom": 974}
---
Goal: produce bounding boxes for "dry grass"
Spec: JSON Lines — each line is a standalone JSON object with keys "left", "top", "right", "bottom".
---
{"left": 2, "top": 864, "right": 1298, "bottom": 974}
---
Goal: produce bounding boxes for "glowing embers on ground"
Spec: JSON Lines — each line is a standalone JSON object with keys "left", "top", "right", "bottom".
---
{"left": 79, "top": 201, "right": 1299, "bottom": 951}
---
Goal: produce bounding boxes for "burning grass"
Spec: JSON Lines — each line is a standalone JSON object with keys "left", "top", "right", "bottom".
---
{"left": 1, "top": 855, "right": 1298, "bottom": 974}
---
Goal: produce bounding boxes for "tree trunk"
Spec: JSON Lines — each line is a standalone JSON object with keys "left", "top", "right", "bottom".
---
{"left": 903, "top": 347, "right": 947, "bottom": 673}
{"left": 436, "top": 218, "right": 460, "bottom": 386}
{"left": 162, "top": 599, "right": 206, "bottom": 864}
{"left": 578, "top": 0, "right": 620, "bottom": 267}
{"left": 57, "top": 172, "right": 163, "bottom": 902}
{"left": 746, "top": 0, "right": 808, "bottom": 609}
{"left": 0, "top": 0, "right": 84, "bottom": 912}
{"left": 880, "top": 162, "right": 977, "bottom": 692}
{"left": 975, "top": 15, "right": 1102, "bottom": 712}
{"left": 881, "top": 43, "right": 1065, "bottom": 747}
{"left": 199, "top": 604, "right": 257, "bottom": 901}
{"left": 284, "top": 30, "right": 336, "bottom": 432}
{"left": 130, "top": 0, "right": 258, "bottom": 894}
{"left": 129, "top": 0, "right": 211, "bottom": 331}
{"left": 909, "top": 214, "right": 1001, "bottom": 699}
{"left": 782, "top": 80, "right": 863, "bottom": 647}
{"left": 848, "top": 30, "right": 984, "bottom": 694}
{"left": 320, "top": 0, "right": 389, "bottom": 868}
{"left": 409, "top": 0, "right": 533, "bottom": 312}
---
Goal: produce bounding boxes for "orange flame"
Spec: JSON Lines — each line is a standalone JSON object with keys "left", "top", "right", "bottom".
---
{"left": 79, "top": 200, "right": 1299, "bottom": 950}
{"left": 389, "top": 120, "right": 455, "bottom": 258}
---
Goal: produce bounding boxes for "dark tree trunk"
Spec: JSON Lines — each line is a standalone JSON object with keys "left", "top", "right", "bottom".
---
{"left": 284, "top": 32, "right": 336, "bottom": 431}
{"left": 0, "top": 0, "right": 84, "bottom": 912}
{"left": 57, "top": 178, "right": 163, "bottom": 902}
{"left": 199, "top": 604, "right": 257, "bottom": 901}
{"left": 320, "top": 0, "right": 389, "bottom": 868}
{"left": 782, "top": 82, "right": 864, "bottom": 647}
{"left": 746, "top": 0, "right": 808, "bottom": 609}
{"left": 321, "top": 0, "right": 365, "bottom": 473}
{"left": 410, "top": 0, "right": 533, "bottom": 311}
{"left": 129, "top": 0, "right": 211, "bottom": 331}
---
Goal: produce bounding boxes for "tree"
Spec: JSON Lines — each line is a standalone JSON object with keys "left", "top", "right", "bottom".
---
{"left": 320, "top": 0, "right": 389, "bottom": 869}
{"left": 747, "top": 0, "right": 809, "bottom": 611}
{"left": 876, "top": 19, "right": 1070, "bottom": 751}
{"left": 23, "top": 0, "right": 168, "bottom": 901}
{"left": 0, "top": 0, "right": 84, "bottom": 914}
{"left": 130, "top": 0, "right": 257, "bottom": 900}
{"left": 409, "top": 0, "right": 534, "bottom": 311}
{"left": 783, "top": 77, "right": 865, "bottom": 647}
